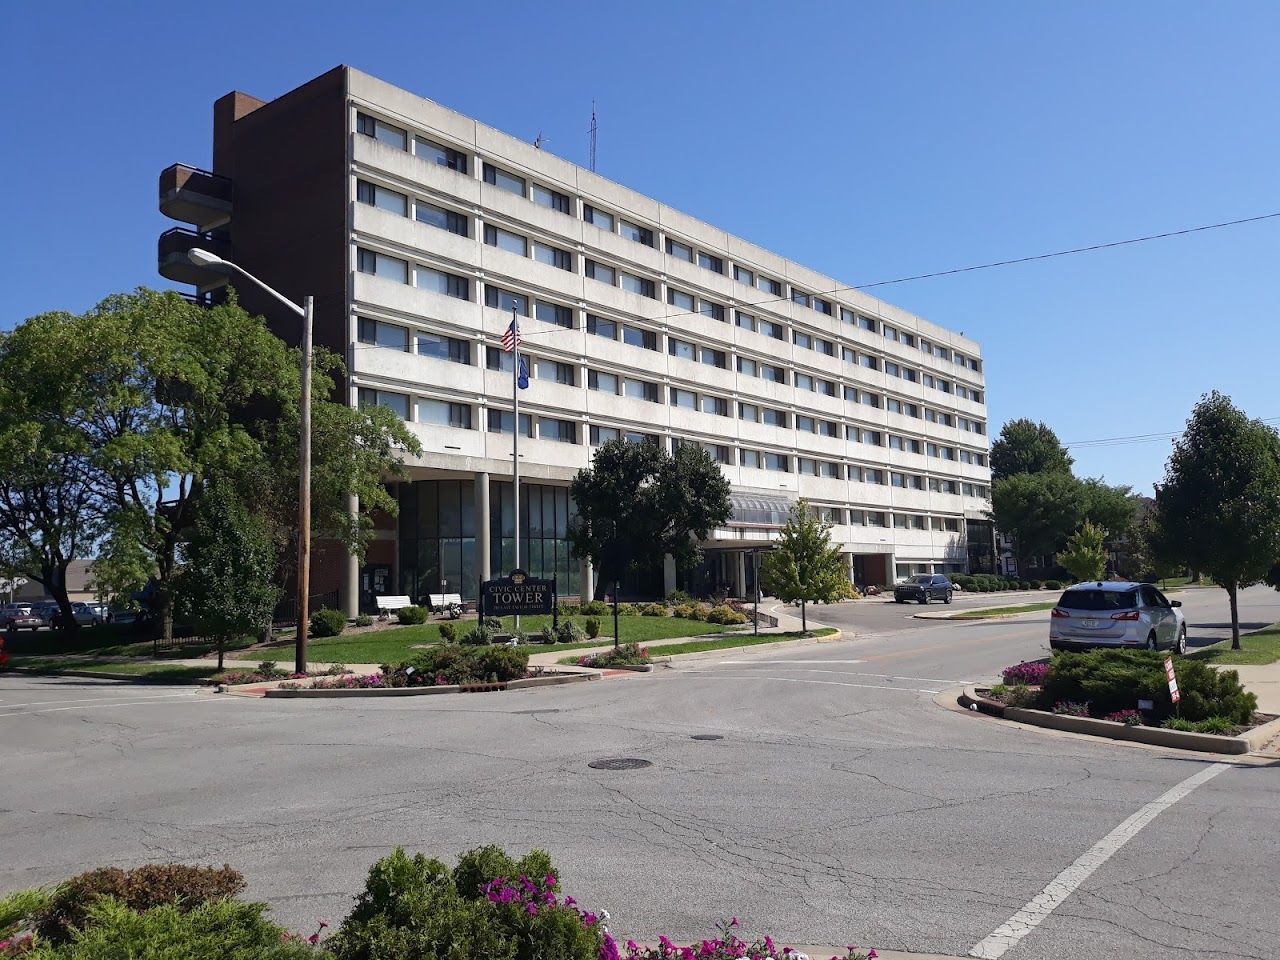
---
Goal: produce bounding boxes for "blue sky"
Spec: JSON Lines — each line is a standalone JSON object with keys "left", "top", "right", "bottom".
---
{"left": 4, "top": 1, "right": 1277, "bottom": 494}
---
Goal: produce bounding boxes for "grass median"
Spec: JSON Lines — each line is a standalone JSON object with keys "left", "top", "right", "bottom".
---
{"left": 1187, "top": 621, "right": 1280, "bottom": 665}
{"left": 949, "top": 601, "right": 1058, "bottom": 620}
{"left": 556, "top": 627, "right": 838, "bottom": 663}
{"left": 8, "top": 658, "right": 222, "bottom": 681}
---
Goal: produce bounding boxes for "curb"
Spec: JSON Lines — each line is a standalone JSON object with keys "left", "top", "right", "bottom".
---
{"left": 262, "top": 671, "right": 595, "bottom": 698}
{"left": 648, "top": 629, "right": 844, "bottom": 666}
{"left": 959, "top": 684, "right": 1280, "bottom": 756}
{"left": 6, "top": 666, "right": 209, "bottom": 684}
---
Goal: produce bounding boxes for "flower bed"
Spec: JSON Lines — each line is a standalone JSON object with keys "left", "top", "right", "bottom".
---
{"left": 212, "top": 660, "right": 350, "bottom": 686}
{"left": 577, "top": 643, "right": 650, "bottom": 668}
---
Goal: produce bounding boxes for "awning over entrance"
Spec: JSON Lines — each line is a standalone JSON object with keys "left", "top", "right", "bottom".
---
{"left": 729, "top": 492, "right": 795, "bottom": 527}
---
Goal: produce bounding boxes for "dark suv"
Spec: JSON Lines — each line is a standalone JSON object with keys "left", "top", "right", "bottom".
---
{"left": 894, "top": 575, "right": 953, "bottom": 605}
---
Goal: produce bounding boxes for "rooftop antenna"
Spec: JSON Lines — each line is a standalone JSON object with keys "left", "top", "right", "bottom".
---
{"left": 533, "top": 132, "right": 547, "bottom": 149}
{"left": 588, "top": 100, "right": 597, "bottom": 172}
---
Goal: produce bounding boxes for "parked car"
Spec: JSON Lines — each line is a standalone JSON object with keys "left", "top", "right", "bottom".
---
{"left": 894, "top": 575, "right": 953, "bottom": 605}
{"left": 51, "top": 602, "right": 104, "bottom": 629}
{"left": 1, "top": 603, "right": 42, "bottom": 632}
{"left": 1049, "top": 581, "right": 1186, "bottom": 654}
{"left": 32, "top": 601, "right": 59, "bottom": 625}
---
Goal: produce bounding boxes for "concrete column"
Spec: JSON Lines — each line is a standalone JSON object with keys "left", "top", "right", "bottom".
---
{"left": 581, "top": 558, "right": 595, "bottom": 601}
{"left": 343, "top": 492, "right": 360, "bottom": 618}
{"left": 662, "top": 554, "right": 677, "bottom": 597}
{"left": 476, "top": 471, "right": 491, "bottom": 585}
{"left": 390, "top": 482, "right": 401, "bottom": 593}
{"left": 734, "top": 551, "right": 747, "bottom": 599}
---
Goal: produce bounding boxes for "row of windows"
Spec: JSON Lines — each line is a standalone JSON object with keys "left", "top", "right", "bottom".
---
{"left": 355, "top": 113, "right": 982, "bottom": 374}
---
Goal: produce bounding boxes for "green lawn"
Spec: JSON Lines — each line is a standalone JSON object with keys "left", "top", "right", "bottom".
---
{"left": 5, "top": 625, "right": 256, "bottom": 660}
{"left": 559, "top": 628, "right": 838, "bottom": 663}
{"left": 951, "top": 601, "right": 1059, "bottom": 620}
{"left": 1188, "top": 622, "right": 1280, "bottom": 665}
{"left": 302, "top": 614, "right": 728, "bottom": 665}
{"left": 9, "top": 658, "right": 221, "bottom": 682}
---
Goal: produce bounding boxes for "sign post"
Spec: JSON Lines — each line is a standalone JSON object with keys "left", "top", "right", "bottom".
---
{"left": 479, "top": 569, "right": 555, "bottom": 621}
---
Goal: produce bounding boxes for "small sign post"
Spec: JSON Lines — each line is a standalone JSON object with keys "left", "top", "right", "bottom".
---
{"left": 479, "top": 569, "right": 555, "bottom": 619}
{"left": 1165, "top": 656, "right": 1181, "bottom": 713}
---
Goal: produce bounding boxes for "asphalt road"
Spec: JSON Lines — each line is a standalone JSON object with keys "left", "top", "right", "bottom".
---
{"left": 3, "top": 586, "right": 1279, "bottom": 960}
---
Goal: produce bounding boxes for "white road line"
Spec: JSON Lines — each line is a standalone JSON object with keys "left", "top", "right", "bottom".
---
{"left": 718, "top": 662, "right": 969, "bottom": 684}
{"left": 0, "top": 692, "right": 201, "bottom": 708}
{"left": 698, "top": 675, "right": 943, "bottom": 694}
{"left": 0, "top": 696, "right": 236, "bottom": 718}
{"left": 722, "top": 659, "right": 866, "bottom": 665}
{"left": 968, "top": 761, "right": 1230, "bottom": 959}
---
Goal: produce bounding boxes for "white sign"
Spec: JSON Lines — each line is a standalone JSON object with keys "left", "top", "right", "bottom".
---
{"left": 1, "top": 577, "right": 28, "bottom": 593}
{"left": 1164, "top": 656, "right": 1180, "bottom": 705}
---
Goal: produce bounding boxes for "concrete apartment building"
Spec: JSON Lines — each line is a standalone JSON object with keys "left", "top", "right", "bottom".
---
{"left": 158, "top": 65, "right": 994, "bottom": 612}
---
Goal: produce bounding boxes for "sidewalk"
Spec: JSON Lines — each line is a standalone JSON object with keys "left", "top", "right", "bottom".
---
{"left": 1229, "top": 664, "right": 1280, "bottom": 714}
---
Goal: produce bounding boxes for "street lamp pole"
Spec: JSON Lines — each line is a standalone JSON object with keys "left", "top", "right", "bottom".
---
{"left": 187, "top": 248, "right": 312, "bottom": 674}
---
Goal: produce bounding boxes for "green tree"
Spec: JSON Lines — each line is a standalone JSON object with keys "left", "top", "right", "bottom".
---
{"left": 990, "top": 418, "right": 1074, "bottom": 482}
{"left": 177, "top": 482, "right": 279, "bottom": 669}
{"left": 1124, "top": 514, "right": 1182, "bottom": 583}
{"left": 1080, "top": 479, "right": 1137, "bottom": 546}
{"left": 758, "top": 501, "right": 851, "bottom": 632}
{"left": 568, "top": 440, "right": 731, "bottom": 598}
{"left": 989, "top": 471, "right": 1085, "bottom": 575}
{"left": 1148, "top": 392, "right": 1280, "bottom": 649}
{"left": 1056, "top": 520, "right": 1109, "bottom": 583}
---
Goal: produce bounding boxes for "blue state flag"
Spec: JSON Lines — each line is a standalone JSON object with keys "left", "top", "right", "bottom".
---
{"left": 517, "top": 355, "right": 530, "bottom": 389}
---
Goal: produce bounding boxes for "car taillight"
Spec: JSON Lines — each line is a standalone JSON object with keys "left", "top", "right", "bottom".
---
{"left": 1111, "top": 610, "right": 1141, "bottom": 621}
{"left": 1051, "top": 608, "right": 1069, "bottom": 618}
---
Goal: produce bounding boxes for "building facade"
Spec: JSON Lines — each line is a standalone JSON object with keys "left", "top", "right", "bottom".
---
{"left": 158, "top": 66, "right": 993, "bottom": 611}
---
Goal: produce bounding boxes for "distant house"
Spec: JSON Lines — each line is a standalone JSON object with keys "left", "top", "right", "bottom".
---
{"left": 12, "top": 560, "right": 98, "bottom": 603}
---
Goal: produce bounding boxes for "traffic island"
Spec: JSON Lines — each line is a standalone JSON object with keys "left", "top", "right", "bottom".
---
{"left": 261, "top": 670, "right": 595, "bottom": 698}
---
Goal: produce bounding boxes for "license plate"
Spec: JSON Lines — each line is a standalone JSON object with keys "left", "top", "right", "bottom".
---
{"left": 1082, "top": 618, "right": 1099, "bottom": 629}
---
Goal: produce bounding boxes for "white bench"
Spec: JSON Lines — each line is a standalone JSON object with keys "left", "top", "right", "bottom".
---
{"left": 428, "top": 593, "right": 464, "bottom": 618}
{"left": 375, "top": 595, "right": 413, "bottom": 617}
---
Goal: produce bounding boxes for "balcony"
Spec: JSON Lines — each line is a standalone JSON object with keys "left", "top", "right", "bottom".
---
{"left": 157, "top": 228, "right": 231, "bottom": 287}
{"left": 158, "top": 164, "right": 232, "bottom": 231}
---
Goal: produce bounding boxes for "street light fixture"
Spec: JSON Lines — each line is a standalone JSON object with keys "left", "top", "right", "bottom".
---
{"left": 188, "top": 248, "right": 314, "bottom": 674}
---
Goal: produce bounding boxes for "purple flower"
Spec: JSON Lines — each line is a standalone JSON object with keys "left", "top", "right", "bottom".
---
{"left": 526, "top": 902, "right": 538, "bottom": 916}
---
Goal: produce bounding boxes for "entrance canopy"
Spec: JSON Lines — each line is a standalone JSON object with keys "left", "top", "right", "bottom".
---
{"left": 728, "top": 492, "right": 795, "bottom": 528}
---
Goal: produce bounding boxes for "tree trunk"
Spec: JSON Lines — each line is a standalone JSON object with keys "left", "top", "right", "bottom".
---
{"left": 1228, "top": 582, "right": 1240, "bottom": 650}
{"left": 45, "top": 563, "right": 78, "bottom": 638}
{"left": 801, "top": 599, "right": 807, "bottom": 633}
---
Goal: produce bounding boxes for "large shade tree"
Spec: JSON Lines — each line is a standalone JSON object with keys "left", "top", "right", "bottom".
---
{"left": 1148, "top": 392, "right": 1280, "bottom": 649}
{"left": 568, "top": 439, "right": 731, "bottom": 599}
{"left": 990, "top": 471, "right": 1086, "bottom": 576}
{"left": 990, "top": 419, "right": 1074, "bottom": 482}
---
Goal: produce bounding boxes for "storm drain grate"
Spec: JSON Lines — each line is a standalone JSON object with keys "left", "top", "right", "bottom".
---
{"left": 690, "top": 734, "right": 724, "bottom": 741}
{"left": 588, "top": 758, "right": 653, "bottom": 770}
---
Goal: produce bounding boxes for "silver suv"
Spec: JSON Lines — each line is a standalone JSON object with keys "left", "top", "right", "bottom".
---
{"left": 1050, "top": 581, "right": 1186, "bottom": 654}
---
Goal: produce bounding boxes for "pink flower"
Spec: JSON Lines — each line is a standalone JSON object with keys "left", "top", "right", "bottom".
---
{"left": 526, "top": 902, "right": 538, "bottom": 916}
{"left": 867, "top": 952, "right": 878, "bottom": 959}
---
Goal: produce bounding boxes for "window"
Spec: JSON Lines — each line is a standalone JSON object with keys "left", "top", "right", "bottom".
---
{"left": 758, "top": 275, "right": 783, "bottom": 296}
{"left": 884, "top": 324, "right": 899, "bottom": 342}
{"left": 415, "top": 201, "right": 468, "bottom": 236}
{"left": 533, "top": 300, "right": 572, "bottom": 329}
{"left": 588, "top": 370, "right": 619, "bottom": 394}
{"left": 813, "top": 297, "right": 832, "bottom": 316}
{"left": 697, "top": 251, "right": 724, "bottom": 274}
{"left": 864, "top": 469, "right": 885, "bottom": 485}
{"left": 357, "top": 317, "right": 410, "bottom": 352}
{"left": 357, "top": 180, "right": 408, "bottom": 216}
{"left": 968, "top": 357, "right": 982, "bottom": 372}
{"left": 734, "top": 265, "right": 754, "bottom": 286}
{"left": 483, "top": 224, "right": 527, "bottom": 256}
{"left": 414, "top": 137, "right": 467, "bottom": 172}
{"left": 583, "top": 204, "right": 614, "bottom": 231}
{"left": 842, "top": 347, "right": 856, "bottom": 364}
{"left": 815, "top": 338, "right": 835, "bottom": 356}
{"left": 889, "top": 434, "right": 903, "bottom": 449}
{"left": 859, "top": 354, "right": 879, "bottom": 370}
{"left": 861, "top": 391, "right": 881, "bottom": 408}
{"left": 668, "top": 338, "right": 696, "bottom": 361}
{"left": 794, "top": 331, "right": 813, "bottom": 350}
{"left": 954, "top": 352, "right": 967, "bottom": 367}
{"left": 532, "top": 183, "right": 571, "bottom": 213}
{"left": 818, "top": 420, "right": 838, "bottom": 438}
{"left": 669, "top": 387, "right": 697, "bottom": 409}
{"left": 920, "top": 339, "right": 932, "bottom": 354}
{"left": 538, "top": 417, "right": 577, "bottom": 444}
{"left": 486, "top": 346, "right": 515, "bottom": 372}
{"left": 739, "top": 402, "right": 759, "bottom": 422}
{"left": 841, "top": 308, "right": 857, "bottom": 326}
{"left": 885, "top": 361, "right": 900, "bottom": 377}
{"left": 795, "top": 373, "right": 814, "bottom": 391}
{"left": 701, "top": 347, "right": 727, "bottom": 369}
{"left": 623, "top": 378, "right": 658, "bottom": 402}
{"left": 701, "top": 395, "right": 729, "bottom": 416}
{"left": 415, "top": 266, "right": 469, "bottom": 299}
{"left": 817, "top": 379, "right": 836, "bottom": 397}
{"left": 484, "top": 286, "right": 528, "bottom": 315}
{"left": 585, "top": 259, "right": 615, "bottom": 285}
{"left": 586, "top": 315, "right": 616, "bottom": 339}
{"left": 619, "top": 219, "right": 654, "bottom": 246}
{"left": 887, "top": 398, "right": 903, "bottom": 415}
{"left": 859, "top": 315, "right": 876, "bottom": 333}
{"left": 798, "top": 457, "right": 817, "bottom": 475}
{"left": 536, "top": 359, "right": 575, "bottom": 386}
{"left": 924, "top": 375, "right": 935, "bottom": 389}
{"left": 901, "top": 366, "right": 918, "bottom": 383}
{"left": 891, "top": 472, "right": 907, "bottom": 488}
{"left": 532, "top": 241, "right": 573, "bottom": 271}
{"left": 417, "top": 399, "right": 472, "bottom": 429}
{"left": 666, "top": 238, "right": 693, "bottom": 262}
{"left": 667, "top": 288, "right": 695, "bottom": 311}
{"left": 819, "top": 461, "right": 839, "bottom": 478}
{"left": 848, "top": 508, "right": 864, "bottom": 525}
{"left": 416, "top": 331, "right": 470, "bottom": 364}
{"left": 904, "top": 403, "right": 920, "bottom": 419}
{"left": 761, "top": 364, "right": 786, "bottom": 384}
{"left": 703, "top": 443, "right": 732, "bottom": 464}
{"left": 735, "top": 311, "right": 757, "bottom": 332}
{"left": 737, "top": 356, "right": 757, "bottom": 376}
{"left": 357, "top": 249, "right": 408, "bottom": 284}
{"left": 906, "top": 438, "right": 922, "bottom": 453}
{"left": 763, "top": 452, "right": 790, "bottom": 472}
{"left": 901, "top": 332, "right": 916, "bottom": 348}
{"left": 740, "top": 449, "right": 761, "bottom": 468}
{"left": 590, "top": 425, "right": 620, "bottom": 445}
{"left": 698, "top": 299, "right": 725, "bottom": 322}
{"left": 796, "top": 415, "right": 815, "bottom": 433}
{"left": 791, "top": 289, "right": 811, "bottom": 307}
{"left": 758, "top": 318, "right": 786, "bottom": 340}
{"left": 620, "top": 272, "right": 656, "bottom": 297}
{"left": 357, "top": 113, "right": 407, "bottom": 150}
{"left": 622, "top": 325, "right": 658, "bottom": 350}
{"left": 866, "top": 510, "right": 887, "bottom": 526}
{"left": 625, "top": 431, "right": 658, "bottom": 446}
{"left": 934, "top": 344, "right": 948, "bottom": 358}
{"left": 860, "top": 429, "right": 883, "bottom": 446}
{"left": 762, "top": 408, "right": 788, "bottom": 428}
{"left": 487, "top": 410, "right": 533, "bottom": 437}
{"left": 844, "top": 385, "right": 858, "bottom": 402}
{"left": 908, "top": 474, "right": 924, "bottom": 490}
{"left": 482, "top": 162, "right": 525, "bottom": 196}
{"left": 893, "top": 514, "right": 910, "bottom": 529}
{"left": 357, "top": 388, "right": 409, "bottom": 420}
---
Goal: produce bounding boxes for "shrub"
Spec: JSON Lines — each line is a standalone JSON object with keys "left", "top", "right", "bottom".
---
{"left": 1044, "top": 579, "right": 1064, "bottom": 590}
{"left": 687, "top": 604, "right": 710, "bottom": 621}
{"left": 578, "top": 642, "right": 649, "bottom": 668}
{"left": 584, "top": 617, "right": 601, "bottom": 639}
{"left": 1005, "top": 683, "right": 1038, "bottom": 708}
{"left": 401, "top": 646, "right": 529, "bottom": 684}
{"left": 1162, "top": 716, "right": 1196, "bottom": 731}
{"left": 482, "top": 616, "right": 502, "bottom": 630}
{"left": 616, "top": 602, "right": 638, "bottom": 616}
{"left": 988, "top": 683, "right": 1009, "bottom": 699}
{"left": 1002, "top": 661, "right": 1049, "bottom": 686}
{"left": 672, "top": 603, "right": 696, "bottom": 620}
{"left": 640, "top": 603, "right": 668, "bottom": 617}
{"left": 33, "top": 864, "right": 244, "bottom": 943}
{"left": 439, "top": 622, "right": 458, "bottom": 643}
{"left": 397, "top": 605, "right": 428, "bottom": 625}
{"left": 538, "top": 625, "right": 557, "bottom": 644}
{"left": 706, "top": 604, "right": 749, "bottom": 625}
{"left": 665, "top": 590, "right": 694, "bottom": 605}
{"left": 555, "top": 620, "right": 586, "bottom": 644}
{"left": 354, "top": 614, "right": 374, "bottom": 627}
{"left": 1104, "top": 709, "right": 1144, "bottom": 726}
{"left": 1052, "top": 700, "right": 1091, "bottom": 717}
{"left": 1030, "top": 580, "right": 1044, "bottom": 590}
{"left": 1194, "top": 716, "right": 1238, "bottom": 734}
{"left": 580, "top": 600, "right": 609, "bottom": 616}
{"left": 309, "top": 607, "right": 346, "bottom": 638}
{"left": 1019, "top": 581, "right": 1032, "bottom": 591}
{"left": 556, "top": 601, "right": 579, "bottom": 617}
{"left": 460, "top": 625, "right": 494, "bottom": 646}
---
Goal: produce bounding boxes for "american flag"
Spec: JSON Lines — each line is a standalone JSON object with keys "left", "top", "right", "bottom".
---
{"left": 501, "top": 316, "right": 521, "bottom": 352}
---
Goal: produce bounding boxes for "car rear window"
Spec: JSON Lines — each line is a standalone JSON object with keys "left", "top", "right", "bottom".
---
{"left": 1058, "top": 589, "right": 1138, "bottom": 611}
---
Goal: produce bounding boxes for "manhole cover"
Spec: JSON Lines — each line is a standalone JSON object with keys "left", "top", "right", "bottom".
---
{"left": 588, "top": 758, "right": 653, "bottom": 770}
{"left": 691, "top": 734, "right": 724, "bottom": 741}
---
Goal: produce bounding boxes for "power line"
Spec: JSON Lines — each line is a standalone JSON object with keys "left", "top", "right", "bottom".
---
{"left": 1065, "top": 417, "right": 1280, "bottom": 449}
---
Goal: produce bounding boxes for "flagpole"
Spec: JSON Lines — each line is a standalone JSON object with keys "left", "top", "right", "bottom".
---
{"left": 511, "top": 306, "right": 521, "bottom": 633}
